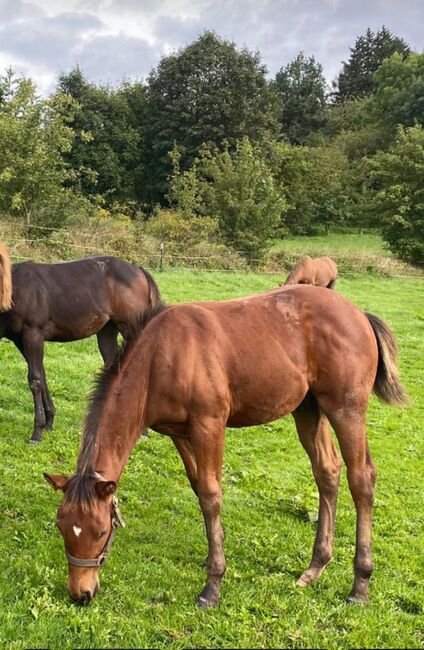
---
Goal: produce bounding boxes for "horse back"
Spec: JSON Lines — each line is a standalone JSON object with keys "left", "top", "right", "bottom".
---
{"left": 9, "top": 257, "right": 152, "bottom": 341}
{"left": 143, "top": 286, "right": 376, "bottom": 429}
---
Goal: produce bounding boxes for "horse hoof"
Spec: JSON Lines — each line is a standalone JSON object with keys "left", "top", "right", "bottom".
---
{"left": 296, "top": 576, "right": 310, "bottom": 588}
{"left": 28, "top": 439, "right": 40, "bottom": 445}
{"left": 197, "top": 595, "right": 218, "bottom": 609}
{"left": 346, "top": 595, "right": 367, "bottom": 606}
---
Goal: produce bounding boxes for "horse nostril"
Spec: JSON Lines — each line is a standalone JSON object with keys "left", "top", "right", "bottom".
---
{"left": 73, "top": 590, "right": 92, "bottom": 606}
{"left": 82, "top": 590, "right": 92, "bottom": 604}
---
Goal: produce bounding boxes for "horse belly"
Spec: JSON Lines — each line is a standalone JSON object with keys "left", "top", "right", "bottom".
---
{"left": 46, "top": 313, "right": 109, "bottom": 342}
{"left": 227, "top": 363, "right": 307, "bottom": 428}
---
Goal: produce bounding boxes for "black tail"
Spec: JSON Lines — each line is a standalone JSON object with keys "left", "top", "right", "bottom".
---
{"left": 365, "top": 312, "right": 409, "bottom": 406}
{"left": 139, "top": 266, "right": 161, "bottom": 308}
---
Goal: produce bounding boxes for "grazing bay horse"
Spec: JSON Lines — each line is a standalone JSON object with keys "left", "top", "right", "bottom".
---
{"left": 284, "top": 255, "right": 338, "bottom": 288}
{"left": 0, "top": 243, "right": 160, "bottom": 443}
{"left": 44, "top": 285, "right": 407, "bottom": 608}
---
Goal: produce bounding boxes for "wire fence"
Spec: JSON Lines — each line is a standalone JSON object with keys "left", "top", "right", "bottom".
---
{"left": 1, "top": 223, "right": 423, "bottom": 279}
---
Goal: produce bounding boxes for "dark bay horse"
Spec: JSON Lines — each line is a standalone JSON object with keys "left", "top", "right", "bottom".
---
{"left": 44, "top": 285, "right": 407, "bottom": 608}
{"left": 283, "top": 255, "right": 338, "bottom": 288}
{"left": 0, "top": 244, "right": 160, "bottom": 443}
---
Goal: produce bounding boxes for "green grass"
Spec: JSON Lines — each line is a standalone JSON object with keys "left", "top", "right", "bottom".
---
{"left": 0, "top": 270, "right": 423, "bottom": 649}
{"left": 271, "top": 232, "right": 387, "bottom": 255}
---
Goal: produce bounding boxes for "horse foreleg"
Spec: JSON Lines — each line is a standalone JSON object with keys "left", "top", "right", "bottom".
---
{"left": 190, "top": 420, "right": 226, "bottom": 608}
{"left": 21, "top": 328, "right": 46, "bottom": 443}
{"left": 293, "top": 397, "right": 341, "bottom": 587}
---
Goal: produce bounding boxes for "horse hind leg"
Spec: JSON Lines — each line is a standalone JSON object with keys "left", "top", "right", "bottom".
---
{"left": 319, "top": 396, "right": 376, "bottom": 603}
{"left": 292, "top": 394, "right": 342, "bottom": 587}
{"left": 21, "top": 329, "right": 47, "bottom": 443}
{"left": 41, "top": 368, "right": 55, "bottom": 431}
{"left": 96, "top": 320, "right": 119, "bottom": 367}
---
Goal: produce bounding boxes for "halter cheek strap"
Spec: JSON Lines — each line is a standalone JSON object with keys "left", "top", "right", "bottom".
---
{"left": 65, "top": 496, "right": 125, "bottom": 568}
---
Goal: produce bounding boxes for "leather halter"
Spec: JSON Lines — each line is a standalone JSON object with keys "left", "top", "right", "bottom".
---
{"left": 65, "top": 496, "right": 125, "bottom": 568}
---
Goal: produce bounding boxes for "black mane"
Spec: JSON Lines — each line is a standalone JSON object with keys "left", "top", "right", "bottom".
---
{"left": 63, "top": 300, "right": 167, "bottom": 509}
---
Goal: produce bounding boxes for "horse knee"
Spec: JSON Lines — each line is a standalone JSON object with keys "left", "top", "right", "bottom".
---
{"left": 314, "top": 461, "right": 341, "bottom": 492}
{"left": 198, "top": 482, "right": 222, "bottom": 511}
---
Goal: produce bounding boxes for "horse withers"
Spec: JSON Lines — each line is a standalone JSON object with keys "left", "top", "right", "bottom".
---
{"left": 283, "top": 255, "right": 338, "bottom": 288}
{"left": 45, "top": 285, "right": 407, "bottom": 608}
{"left": 0, "top": 243, "right": 160, "bottom": 443}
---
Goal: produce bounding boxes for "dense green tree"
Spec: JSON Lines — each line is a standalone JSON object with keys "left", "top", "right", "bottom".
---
{"left": 168, "top": 138, "right": 285, "bottom": 259}
{"left": 143, "top": 31, "right": 280, "bottom": 206}
{"left": 266, "top": 141, "right": 349, "bottom": 234}
{"left": 57, "top": 67, "right": 144, "bottom": 203}
{"left": 373, "top": 52, "right": 424, "bottom": 130}
{"left": 273, "top": 52, "right": 327, "bottom": 144}
{"left": 366, "top": 126, "right": 424, "bottom": 264}
{"left": 0, "top": 71, "right": 75, "bottom": 225}
{"left": 335, "top": 26, "right": 410, "bottom": 103}
{"left": 197, "top": 139, "right": 285, "bottom": 258}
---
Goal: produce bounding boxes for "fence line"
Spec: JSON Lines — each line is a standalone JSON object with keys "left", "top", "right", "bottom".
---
{"left": 1, "top": 231, "right": 423, "bottom": 278}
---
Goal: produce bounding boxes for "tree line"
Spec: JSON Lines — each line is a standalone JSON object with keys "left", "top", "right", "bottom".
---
{"left": 0, "top": 27, "right": 423, "bottom": 264}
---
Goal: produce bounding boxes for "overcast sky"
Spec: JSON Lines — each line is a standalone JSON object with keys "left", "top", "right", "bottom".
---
{"left": 0, "top": 0, "right": 423, "bottom": 95}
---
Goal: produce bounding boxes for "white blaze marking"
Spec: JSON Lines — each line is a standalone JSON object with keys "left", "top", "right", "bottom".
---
{"left": 73, "top": 526, "right": 82, "bottom": 537}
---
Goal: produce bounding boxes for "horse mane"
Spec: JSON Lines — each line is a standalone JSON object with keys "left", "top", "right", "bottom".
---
{"left": 63, "top": 300, "right": 167, "bottom": 510}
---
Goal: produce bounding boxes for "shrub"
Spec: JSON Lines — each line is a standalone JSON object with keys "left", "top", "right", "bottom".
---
{"left": 145, "top": 209, "right": 219, "bottom": 246}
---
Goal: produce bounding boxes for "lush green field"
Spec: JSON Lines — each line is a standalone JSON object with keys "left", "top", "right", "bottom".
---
{"left": 271, "top": 232, "right": 387, "bottom": 255}
{"left": 0, "top": 270, "right": 423, "bottom": 649}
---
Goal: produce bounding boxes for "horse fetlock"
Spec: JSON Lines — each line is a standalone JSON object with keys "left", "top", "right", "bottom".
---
{"left": 197, "top": 576, "right": 222, "bottom": 609}
{"left": 354, "top": 558, "right": 373, "bottom": 581}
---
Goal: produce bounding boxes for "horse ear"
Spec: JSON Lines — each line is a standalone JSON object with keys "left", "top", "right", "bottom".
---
{"left": 43, "top": 473, "right": 69, "bottom": 491}
{"left": 95, "top": 479, "right": 117, "bottom": 499}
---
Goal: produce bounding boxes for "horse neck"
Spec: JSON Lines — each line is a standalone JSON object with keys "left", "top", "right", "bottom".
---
{"left": 85, "top": 353, "right": 149, "bottom": 484}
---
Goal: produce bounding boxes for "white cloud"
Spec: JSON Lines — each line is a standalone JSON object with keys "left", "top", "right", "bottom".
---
{"left": 0, "top": 0, "right": 422, "bottom": 94}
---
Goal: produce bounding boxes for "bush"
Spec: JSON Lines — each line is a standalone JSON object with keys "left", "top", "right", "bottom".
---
{"left": 145, "top": 209, "right": 219, "bottom": 246}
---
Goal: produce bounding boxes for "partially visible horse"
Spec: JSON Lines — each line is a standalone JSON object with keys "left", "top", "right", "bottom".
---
{"left": 44, "top": 285, "right": 407, "bottom": 608}
{"left": 283, "top": 256, "right": 338, "bottom": 288}
{"left": 0, "top": 244, "right": 160, "bottom": 442}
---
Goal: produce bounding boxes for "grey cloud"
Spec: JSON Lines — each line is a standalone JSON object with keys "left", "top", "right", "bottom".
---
{"left": 0, "top": 7, "right": 103, "bottom": 66}
{"left": 75, "top": 33, "right": 157, "bottom": 83}
{"left": 152, "top": 0, "right": 424, "bottom": 81}
{"left": 0, "top": 0, "right": 422, "bottom": 94}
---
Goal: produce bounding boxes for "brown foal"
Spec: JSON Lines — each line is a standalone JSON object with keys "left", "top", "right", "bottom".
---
{"left": 45, "top": 285, "right": 407, "bottom": 608}
{"left": 283, "top": 255, "right": 338, "bottom": 288}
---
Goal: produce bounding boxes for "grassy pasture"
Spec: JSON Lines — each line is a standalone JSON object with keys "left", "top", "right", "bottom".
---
{"left": 0, "top": 268, "right": 423, "bottom": 649}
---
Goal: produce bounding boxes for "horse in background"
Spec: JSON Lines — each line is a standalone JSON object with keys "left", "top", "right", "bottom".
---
{"left": 283, "top": 256, "right": 338, "bottom": 289}
{"left": 0, "top": 243, "right": 160, "bottom": 443}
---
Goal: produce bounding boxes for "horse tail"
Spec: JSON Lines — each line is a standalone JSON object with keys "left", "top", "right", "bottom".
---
{"left": 139, "top": 266, "right": 161, "bottom": 308}
{"left": 0, "top": 242, "right": 12, "bottom": 311}
{"left": 365, "top": 312, "right": 409, "bottom": 406}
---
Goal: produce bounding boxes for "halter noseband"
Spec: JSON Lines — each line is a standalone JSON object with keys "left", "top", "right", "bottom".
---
{"left": 65, "top": 496, "right": 125, "bottom": 568}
